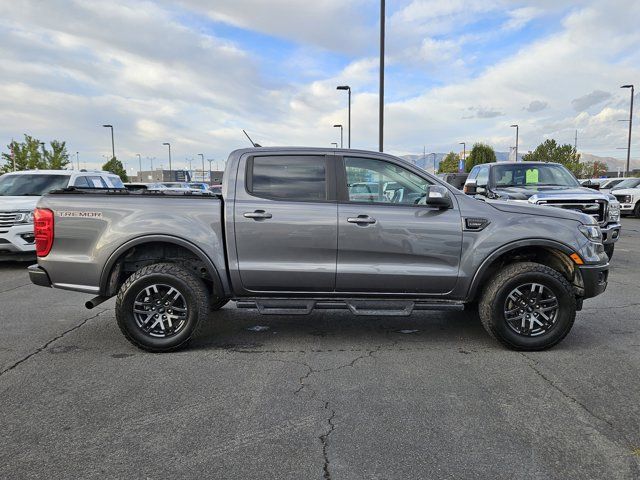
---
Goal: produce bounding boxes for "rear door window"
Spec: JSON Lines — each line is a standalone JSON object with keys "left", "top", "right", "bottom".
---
{"left": 248, "top": 155, "right": 328, "bottom": 201}
{"left": 73, "top": 176, "right": 91, "bottom": 187}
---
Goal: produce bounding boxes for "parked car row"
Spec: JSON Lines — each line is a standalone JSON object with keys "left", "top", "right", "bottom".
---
{"left": 0, "top": 169, "right": 124, "bottom": 257}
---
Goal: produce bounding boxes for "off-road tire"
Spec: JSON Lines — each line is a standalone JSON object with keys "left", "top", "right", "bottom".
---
{"left": 604, "top": 244, "right": 614, "bottom": 260}
{"left": 479, "top": 262, "right": 576, "bottom": 351}
{"left": 116, "top": 263, "right": 209, "bottom": 352}
{"left": 634, "top": 201, "right": 640, "bottom": 218}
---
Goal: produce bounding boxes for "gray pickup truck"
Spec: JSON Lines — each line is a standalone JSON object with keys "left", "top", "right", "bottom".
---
{"left": 29, "top": 148, "right": 609, "bottom": 352}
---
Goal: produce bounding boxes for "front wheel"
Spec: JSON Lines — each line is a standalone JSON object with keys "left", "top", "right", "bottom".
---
{"left": 479, "top": 262, "right": 576, "bottom": 351}
{"left": 604, "top": 244, "right": 614, "bottom": 260}
{"left": 116, "top": 263, "right": 210, "bottom": 352}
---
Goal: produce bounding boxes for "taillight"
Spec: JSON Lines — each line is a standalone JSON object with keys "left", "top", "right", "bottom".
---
{"left": 34, "top": 208, "right": 54, "bottom": 257}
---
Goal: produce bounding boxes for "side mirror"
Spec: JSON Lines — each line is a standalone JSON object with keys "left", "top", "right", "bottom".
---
{"left": 425, "top": 186, "right": 452, "bottom": 209}
{"left": 463, "top": 179, "right": 477, "bottom": 195}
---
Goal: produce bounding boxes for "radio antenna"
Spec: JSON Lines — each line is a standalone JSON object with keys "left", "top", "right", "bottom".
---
{"left": 242, "top": 130, "right": 262, "bottom": 148}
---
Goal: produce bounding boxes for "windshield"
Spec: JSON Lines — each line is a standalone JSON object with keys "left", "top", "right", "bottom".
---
{"left": 612, "top": 178, "right": 640, "bottom": 190}
{"left": 0, "top": 174, "right": 70, "bottom": 196}
{"left": 492, "top": 163, "right": 579, "bottom": 188}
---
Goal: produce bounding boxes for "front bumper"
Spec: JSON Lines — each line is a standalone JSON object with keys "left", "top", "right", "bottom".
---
{"left": 578, "top": 263, "right": 608, "bottom": 299}
{"left": 600, "top": 223, "right": 621, "bottom": 245}
{"left": 620, "top": 203, "right": 634, "bottom": 213}
{"left": 0, "top": 224, "right": 36, "bottom": 253}
{"left": 28, "top": 264, "right": 52, "bottom": 288}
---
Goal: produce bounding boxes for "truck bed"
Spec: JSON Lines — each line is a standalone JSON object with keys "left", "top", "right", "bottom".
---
{"left": 36, "top": 189, "right": 225, "bottom": 294}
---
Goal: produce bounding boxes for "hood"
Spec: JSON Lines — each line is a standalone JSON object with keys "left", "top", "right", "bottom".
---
{"left": 493, "top": 185, "right": 607, "bottom": 201}
{"left": 0, "top": 196, "right": 40, "bottom": 211}
{"left": 488, "top": 199, "right": 595, "bottom": 224}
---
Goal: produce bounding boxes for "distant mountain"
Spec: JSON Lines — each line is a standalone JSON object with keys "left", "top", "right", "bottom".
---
{"left": 579, "top": 153, "right": 639, "bottom": 174}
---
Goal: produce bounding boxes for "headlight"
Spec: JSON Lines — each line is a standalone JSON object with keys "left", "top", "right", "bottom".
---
{"left": 15, "top": 211, "right": 34, "bottom": 224}
{"left": 579, "top": 225, "right": 602, "bottom": 243}
{"left": 608, "top": 202, "right": 620, "bottom": 222}
{"left": 620, "top": 195, "right": 632, "bottom": 204}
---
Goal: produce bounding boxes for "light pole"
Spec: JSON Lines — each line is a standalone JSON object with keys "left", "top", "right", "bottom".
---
{"left": 430, "top": 153, "right": 437, "bottom": 174}
{"left": 198, "top": 153, "right": 205, "bottom": 182}
{"left": 379, "top": 0, "right": 385, "bottom": 152}
{"left": 510, "top": 124, "right": 519, "bottom": 161}
{"left": 208, "top": 159, "right": 213, "bottom": 184}
{"left": 337, "top": 85, "right": 351, "bottom": 148}
{"left": 147, "top": 157, "right": 155, "bottom": 171}
{"left": 459, "top": 142, "right": 466, "bottom": 172}
{"left": 76, "top": 151, "right": 80, "bottom": 170}
{"left": 333, "top": 124, "right": 343, "bottom": 148}
{"left": 136, "top": 154, "right": 142, "bottom": 176}
{"left": 162, "top": 142, "right": 172, "bottom": 179}
{"left": 621, "top": 85, "right": 634, "bottom": 177}
{"left": 102, "top": 125, "right": 115, "bottom": 160}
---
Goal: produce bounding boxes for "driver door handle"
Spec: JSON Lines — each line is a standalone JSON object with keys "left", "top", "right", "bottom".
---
{"left": 347, "top": 215, "right": 376, "bottom": 225}
{"left": 243, "top": 210, "right": 272, "bottom": 220}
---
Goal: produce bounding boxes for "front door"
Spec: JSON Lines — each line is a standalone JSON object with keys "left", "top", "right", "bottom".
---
{"left": 234, "top": 154, "right": 337, "bottom": 292}
{"left": 336, "top": 156, "right": 463, "bottom": 294}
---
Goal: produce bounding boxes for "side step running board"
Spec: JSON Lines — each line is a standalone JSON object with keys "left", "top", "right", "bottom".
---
{"left": 234, "top": 298, "right": 465, "bottom": 316}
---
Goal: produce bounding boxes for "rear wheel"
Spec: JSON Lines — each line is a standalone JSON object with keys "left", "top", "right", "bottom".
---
{"left": 634, "top": 201, "right": 640, "bottom": 218}
{"left": 604, "top": 244, "right": 614, "bottom": 260}
{"left": 116, "top": 263, "right": 209, "bottom": 352}
{"left": 479, "top": 262, "right": 576, "bottom": 351}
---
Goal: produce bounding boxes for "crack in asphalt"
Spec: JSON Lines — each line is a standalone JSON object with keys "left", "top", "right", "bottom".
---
{"left": 582, "top": 302, "right": 640, "bottom": 311}
{"left": 319, "top": 401, "right": 336, "bottom": 480}
{"left": 0, "top": 309, "right": 109, "bottom": 377}
{"left": 520, "top": 352, "right": 640, "bottom": 471}
{"left": 0, "top": 283, "right": 31, "bottom": 295}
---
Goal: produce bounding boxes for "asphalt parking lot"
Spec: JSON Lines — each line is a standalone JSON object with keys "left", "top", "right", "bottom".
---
{"left": 1, "top": 218, "right": 639, "bottom": 479}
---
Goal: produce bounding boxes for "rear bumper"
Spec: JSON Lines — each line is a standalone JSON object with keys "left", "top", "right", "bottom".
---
{"left": 578, "top": 264, "right": 608, "bottom": 299}
{"left": 28, "top": 264, "right": 52, "bottom": 288}
{"left": 601, "top": 223, "right": 621, "bottom": 244}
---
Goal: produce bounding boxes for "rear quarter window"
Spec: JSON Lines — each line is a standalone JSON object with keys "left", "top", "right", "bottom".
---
{"left": 248, "top": 155, "right": 328, "bottom": 201}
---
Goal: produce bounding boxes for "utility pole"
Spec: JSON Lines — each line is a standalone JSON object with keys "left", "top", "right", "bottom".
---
{"left": 379, "top": 0, "right": 385, "bottom": 152}
{"left": 76, "top": 151, "right": 80, "bottom": 170}
{"left": 198, "top": 153, "right": 205, "bottom": 182}
{"left": 208, "top": 159, "right": 213, "bottom": 184}
{"left": 337, "top": 86, "right": 351, "bottom": 148}
{"left": 102, "top": 125, "right": 115, "bottom": 160}
{"left": 162, "top": 142, "right": 172, "bottom": 179}
{"left": 510, "top": 124, "right": 519, "bottom": 161}
{"left": 333, "top": 125, "right": 343, "bottom": 148}
{"left": 621, "top": 85, "right": 634, "bottom": 177}
{"left": 431, "top": 153, "right": 437, "bottom": 173}
{"left": 136, "top": 154, "right": 142, "bottom": 176}
{"left": 574, "top": 130, "right": 578, "bottom": 151}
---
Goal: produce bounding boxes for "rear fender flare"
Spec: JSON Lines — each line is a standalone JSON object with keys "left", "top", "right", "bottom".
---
{"left": 99, "top": 234, "right": 226, "bottom": 297}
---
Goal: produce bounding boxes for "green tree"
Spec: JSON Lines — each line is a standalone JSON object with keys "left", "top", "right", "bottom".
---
{"left": 1, "top": 135, "right": 71, "bottom": 173}
{"left": 1, "top": 135, "right": 46, "bottom": 173}
{"left": 438, "top": 151, "right": 461, "bottom": 174}
{"left": 465, "top": 142, "right": 497, "bottom": 172}
{"left": 522, "top": 139, "right": 582, "bottom": 176}
{"left": 45, "top": 140, "right": 71, "bottom": 170}
{"left": 102, "top": 157, "right": 128, "bottom": 182}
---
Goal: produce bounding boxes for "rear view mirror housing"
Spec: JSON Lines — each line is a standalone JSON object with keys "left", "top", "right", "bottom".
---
{"left": 425, "top": 185, "right": 452, "bottom": 209}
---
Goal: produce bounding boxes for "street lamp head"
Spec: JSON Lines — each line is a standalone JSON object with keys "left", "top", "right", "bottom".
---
{"left": 621, "top": 85, "right": 633, "bottom": 89}
{"left": 336, "top": 85, "right": 350, "bottom": 91}
{"left": 333, "top": 124, "right": 342, "bottom": 128}
{"left": 162, "top": 142, "right": 170, "bottom": 146}
{"left": 102, "top": 124, "right": 112, "bottom": 128}
{"left": 510, "top": 124, "right": 518, "bottom": 127}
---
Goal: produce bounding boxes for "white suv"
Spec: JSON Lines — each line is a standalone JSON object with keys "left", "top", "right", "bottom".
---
{"left": 0, "top": 170, "right": 124, "bottom": 257}
{"left": 611, "top": 178, "right": 640, "bottom": 217}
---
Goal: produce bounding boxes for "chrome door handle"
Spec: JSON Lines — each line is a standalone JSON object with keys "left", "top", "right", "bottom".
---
{"left": 347, "top": 215, "right": 376, "bottom": 225}
{"left": 243, "top": 210, "right": 272, "bottom": 219}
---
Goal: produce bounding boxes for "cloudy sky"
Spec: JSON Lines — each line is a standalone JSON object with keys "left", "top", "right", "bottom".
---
{"left": 0, "top": 0, "right": 638, "bottom": 172}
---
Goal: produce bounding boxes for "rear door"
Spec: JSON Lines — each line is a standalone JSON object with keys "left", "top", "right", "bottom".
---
{"left": 336, "top": 155, "right": 463, "bottom": 294}
{"left": 233, "top": 154, "right": 337, "bottom": 292}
